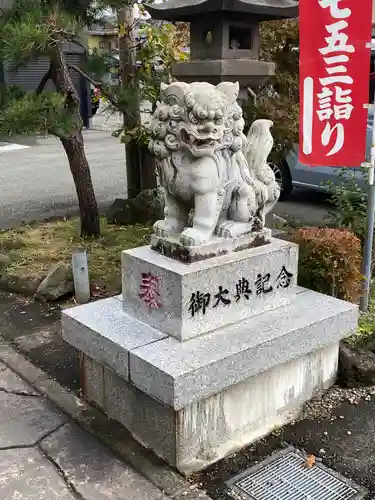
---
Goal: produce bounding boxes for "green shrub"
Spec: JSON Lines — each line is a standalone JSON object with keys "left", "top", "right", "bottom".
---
{"left": 0, "top": 84, "right": 26, "bottom": 108}
{"left": 324, "top": 167, "right": 367, "bottom": 242}
{"left": 291, "top": 227, "right": 362, "bottom": 302}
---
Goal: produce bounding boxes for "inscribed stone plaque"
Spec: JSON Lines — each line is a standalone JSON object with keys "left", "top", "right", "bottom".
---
{"left": 122, "top": 239, "right": 298, "bottom": 341}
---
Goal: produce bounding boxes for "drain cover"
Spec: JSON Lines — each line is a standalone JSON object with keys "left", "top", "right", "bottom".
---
{"left": 227, "top": 447, "right": 367, "bottom": 500}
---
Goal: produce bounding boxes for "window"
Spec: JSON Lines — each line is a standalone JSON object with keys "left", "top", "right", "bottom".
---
{"left": 229, "top": 26, "right": 251, "bottom": 50}
{"left": 99, "top": 41, "right": 106, "bottom": 49}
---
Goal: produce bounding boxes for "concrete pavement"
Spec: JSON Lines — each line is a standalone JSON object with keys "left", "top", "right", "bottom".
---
{"left": 0, "top": 130, "right": 127, "bottom": 229}
{"left": 0, "top": 359, "right": 169, "bottom": 500}
{"left": 276, "top": 188, "right": 331, "bottom": 227}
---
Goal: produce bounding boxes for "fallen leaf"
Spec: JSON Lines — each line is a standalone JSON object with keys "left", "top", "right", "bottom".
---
{"left": 303, "top": 455, "right": 316, "bottom": 469}
{"left": 91, "top": 284, "right": 101, "bottom": 297}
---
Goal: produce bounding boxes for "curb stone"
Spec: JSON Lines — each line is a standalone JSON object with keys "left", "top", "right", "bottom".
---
{"left": 0, "top": 341, "right": 212, "bottom": 499}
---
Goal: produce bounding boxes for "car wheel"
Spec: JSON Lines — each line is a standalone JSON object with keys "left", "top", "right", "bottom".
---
{"left": 270, "top": 160, "right": 293, "bottom": 201}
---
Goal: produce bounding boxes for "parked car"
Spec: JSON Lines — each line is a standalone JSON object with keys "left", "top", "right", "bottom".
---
{"left": 271, "top": 109, "right": 373, "bottom": 201}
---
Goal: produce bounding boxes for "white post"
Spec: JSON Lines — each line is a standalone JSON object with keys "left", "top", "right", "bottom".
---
{"left": 72, "top": 248, "right": 90, "bottom": 304}
{"left": 360, "top": 42, "right": 375, "bottom": 311}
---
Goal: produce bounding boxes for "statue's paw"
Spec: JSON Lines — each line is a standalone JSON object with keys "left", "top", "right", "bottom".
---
{"left": 153, "top": 220, "right": 175, "bottom": 237}
{"left": 180, "top": 227, "right": 209, "bottom": 247}
{"left": 216, "top": 220, "right": 254, "bottom": 238}
{"left": 215, "top": 221, "right": 235, "bottom": 239}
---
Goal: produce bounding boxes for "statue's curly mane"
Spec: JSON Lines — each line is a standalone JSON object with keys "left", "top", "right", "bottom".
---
{"left": 148, "top": 86, "right": 247, "bottom": 160}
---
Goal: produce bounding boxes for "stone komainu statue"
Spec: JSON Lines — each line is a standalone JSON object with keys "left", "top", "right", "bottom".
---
{"left": 148, "top": 81, "right": 280, "bottom": 247}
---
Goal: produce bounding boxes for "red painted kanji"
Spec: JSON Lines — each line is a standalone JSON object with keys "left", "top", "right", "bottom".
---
{"left": 138, "top": 272, "right": 161, "bottom": 309}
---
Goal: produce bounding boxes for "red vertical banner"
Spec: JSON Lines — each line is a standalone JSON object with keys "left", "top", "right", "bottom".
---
{"left": 299, "top": 0, "right": 373, "bottom": 167}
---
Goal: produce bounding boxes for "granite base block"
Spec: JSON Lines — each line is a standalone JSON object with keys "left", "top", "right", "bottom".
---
{"left": 62, "top": 274, "right": 358, "bottom": 474}
{"left": 62, "top": 288, "right": 358, "bottom": 411}
{"left": 81, "top": 343, "right": 339, "bottom": 475}
{"left": 122, "top": 238, "right": 299, "bottom": 340}
{"left": 81, "top": 354, "right": 177, "bottom": 466}
{"left": 62, "top": 297, "right": 167, "bottom": 381}
{"left": 129, "top": 288, "right": 357, "bottom": 409}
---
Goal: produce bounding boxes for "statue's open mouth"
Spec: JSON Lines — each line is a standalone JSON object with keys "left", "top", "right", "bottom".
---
{"left": 181, "top": 129, "right": 218, "bottom": 149}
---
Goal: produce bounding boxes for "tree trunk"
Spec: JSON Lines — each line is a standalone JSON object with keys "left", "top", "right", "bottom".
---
{"left": 61, "top": 132, "right": 100, "bottom": 238}
{"left": 139, "top": 144, "right": 157, "bottom": 191}
{"left": 50, "top": 41, "right": 100, "bottom": 237}
{"left": 0, "top": 60, "right": 5, "bottom": 92}
{"left": 126, "top": 141, "right": 142, "bottom": 198}
{"left": 118, "top": 6, "right": 143, "bottom": 199}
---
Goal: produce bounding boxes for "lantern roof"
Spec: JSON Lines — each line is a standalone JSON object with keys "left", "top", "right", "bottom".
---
{"left": 147, "top": 0, "right": 298, "bottom": 21}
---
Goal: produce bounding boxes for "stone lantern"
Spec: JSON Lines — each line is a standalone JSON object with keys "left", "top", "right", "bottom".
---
{"left": 147, "top": 0, "right": 298, "bottom": 98}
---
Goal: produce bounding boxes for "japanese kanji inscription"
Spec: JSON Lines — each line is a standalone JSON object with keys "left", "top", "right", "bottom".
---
{"left": 138, "top": 272, "right": 161, "bottom": 309}
{"left": 138, "top": 266, "right": 294, "bottom": 315}
{"left": 187, "top": 266, "right": 294, "bottom": 317}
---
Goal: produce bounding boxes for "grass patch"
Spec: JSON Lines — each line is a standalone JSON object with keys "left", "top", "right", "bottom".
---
{"left": 0, "top": 217, "right": 153, "bottom": 295}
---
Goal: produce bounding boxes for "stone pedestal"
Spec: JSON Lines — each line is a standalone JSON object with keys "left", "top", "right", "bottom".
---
{"left": 122, "top": 238, "right": 297, "bottom": 341}
{"left": 62, "top": 237, "right": 358, "bottom": 474}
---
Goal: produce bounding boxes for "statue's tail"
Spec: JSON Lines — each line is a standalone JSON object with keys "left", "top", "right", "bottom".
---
{"left": 271, "top": 181, "right": 281, "bottom": 201}
{"left": 231, "top": 150, "right": 255, "bottom": 186}
{"left": 244, "top": 119, "right": 274, "bottom": 174}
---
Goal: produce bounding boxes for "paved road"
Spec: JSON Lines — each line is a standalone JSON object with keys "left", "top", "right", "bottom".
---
{"left": 275, "top": 188, "right": 331, "bottom": 227}
{"left": 0, "top": 127, "right": 331, "bottom": 230}
{"left": 0, "top": 130, "right": 127, "bottom": 229}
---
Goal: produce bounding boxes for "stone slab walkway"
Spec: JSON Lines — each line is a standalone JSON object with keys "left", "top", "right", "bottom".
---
{"left": 0, "top": 361, "right": 168, "bottom": 500}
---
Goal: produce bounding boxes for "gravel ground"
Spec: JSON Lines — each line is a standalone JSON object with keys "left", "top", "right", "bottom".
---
{"left": 194, "top": 383, "right": 375, "bottom": 500}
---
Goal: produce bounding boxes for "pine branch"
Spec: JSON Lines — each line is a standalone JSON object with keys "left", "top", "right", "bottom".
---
{"left": 68, "top": 64, "right": 119, "bottom": 108}
{"left": 0, "top": 91, "right": 78, "bottom": 139}
{"left": 62, "top": 34, "right": 89, "bottom": 53}
{"left": 36, "top": 63, "right": 53, "bottom": 94}
{"left": 68, "top": 64, "right": 100, "bottom": 88}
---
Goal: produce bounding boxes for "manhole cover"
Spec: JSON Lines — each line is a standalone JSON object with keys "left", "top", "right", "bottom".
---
{"left": 226, "top": 447, "right": 367, "bottom": 500}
